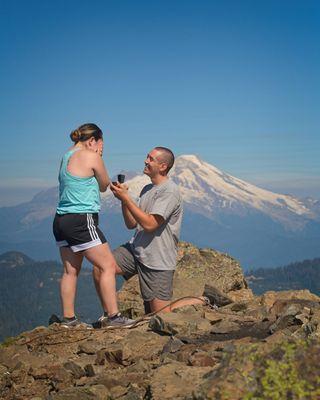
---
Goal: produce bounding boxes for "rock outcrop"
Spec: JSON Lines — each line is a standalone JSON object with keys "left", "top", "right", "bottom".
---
{"left": 118, "top": 242, "right": 253, "bottom": 317}
{"left": 1, "top": 242, "right": 320, "bottom": 399}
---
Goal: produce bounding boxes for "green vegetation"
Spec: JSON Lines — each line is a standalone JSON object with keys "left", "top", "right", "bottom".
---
{"left": 241, "top": 340, "right": 320, "bottom": 400}
{"left": 246, "top": 258, "right": 320, "bottom": 295}
{"left": 0, "top": 251, "right": 123, "bottom": 341}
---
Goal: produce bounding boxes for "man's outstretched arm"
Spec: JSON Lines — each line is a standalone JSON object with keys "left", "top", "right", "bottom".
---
{"left": 110, "top": 183, "right": 164, "bottom": 232}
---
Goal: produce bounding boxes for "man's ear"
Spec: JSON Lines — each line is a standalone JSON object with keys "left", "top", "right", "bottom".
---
{"left": 159, "top": 163, "right": 168, "bottom": 174}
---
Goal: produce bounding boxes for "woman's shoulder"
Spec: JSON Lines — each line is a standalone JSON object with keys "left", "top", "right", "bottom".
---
{"left": 68, "top": 149, "right": 102, "bottom": 171}
{"left": 73, "top": 148, "right": 99, "bottom": 160}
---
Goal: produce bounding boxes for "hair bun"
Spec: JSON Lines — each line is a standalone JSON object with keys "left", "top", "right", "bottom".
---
{"left": 70, "top": 129, "right": 82, "bottom": 142}
{"left": 69, "top": 123, "right": 102, "bottom": 143}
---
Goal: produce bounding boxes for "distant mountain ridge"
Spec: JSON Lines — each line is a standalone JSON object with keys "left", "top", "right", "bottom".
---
{"left": 0, "top": 251, "right": 105, "bottom": 341}
{"left": 246, "top": 257, "right": 320, "bottom": 295}
{"left": 0, "top": 155, "right": 319, "bottom": 268}
{"left": 0, "top": 251, "right": 34, "bottom": 268}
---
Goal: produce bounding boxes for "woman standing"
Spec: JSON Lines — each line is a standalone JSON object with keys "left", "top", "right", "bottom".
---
{"left": 53, "top": 123, "right": 134, "bottom": 328}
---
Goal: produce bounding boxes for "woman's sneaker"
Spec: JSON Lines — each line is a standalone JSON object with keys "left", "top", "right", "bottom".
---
{"left": 98, "top": 313, "right": 136, "bottom": 329}
{"left": 60, "top": 317, "right": 93, "bottom": 329}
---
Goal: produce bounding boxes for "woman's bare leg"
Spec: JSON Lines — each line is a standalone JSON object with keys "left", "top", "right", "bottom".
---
{"left": 85, "top": 243, "right": 119, "bottom": 316}
{"left": 92, "top": 266, "right": 101, "bottom": 300}
{"left": 92, "top": 260, "right": 124, "bottom": 307}
{"left": 60, "top": 247, "right": 83, "bottom": 318}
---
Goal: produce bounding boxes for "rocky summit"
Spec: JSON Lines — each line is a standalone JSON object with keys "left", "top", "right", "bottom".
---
{"left": 1, "top": 243, "right": 320, "bottom": 400}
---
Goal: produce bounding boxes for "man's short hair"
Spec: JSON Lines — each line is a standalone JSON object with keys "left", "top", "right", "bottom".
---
{"left": 154, "top": 147, "right": 175, "bottom": 173}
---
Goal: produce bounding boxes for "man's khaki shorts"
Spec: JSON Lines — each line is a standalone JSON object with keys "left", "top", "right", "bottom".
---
{"left": 113, "top": 243, "right": 174, "bottom": 302}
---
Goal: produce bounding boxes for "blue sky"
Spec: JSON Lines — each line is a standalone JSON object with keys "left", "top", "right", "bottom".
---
{"left": 0, "top": 0, "right": 319, "bottom": 205}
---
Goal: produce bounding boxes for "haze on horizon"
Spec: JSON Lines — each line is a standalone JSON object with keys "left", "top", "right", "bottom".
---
{"left": 0, "top": 0, "right": 319, "bottom": 206}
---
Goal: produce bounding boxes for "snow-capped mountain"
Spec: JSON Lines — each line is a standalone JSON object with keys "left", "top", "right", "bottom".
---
{"left": 101, "top": 155, "right": 317, "bottom": 231}
{"left": 0, "top": 155, "right": 319, "bottom": 268}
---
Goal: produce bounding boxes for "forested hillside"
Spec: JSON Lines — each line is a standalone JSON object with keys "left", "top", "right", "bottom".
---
{"left": 0, "top": 251, "right": 122, "bottom": 341}
{"left": 246, "top": 258, "right": 320, "bottom": 295}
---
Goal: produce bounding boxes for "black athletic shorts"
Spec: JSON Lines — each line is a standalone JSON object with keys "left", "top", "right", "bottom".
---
{"left": 53, "top": 213, "right": 107, "bottom": 252}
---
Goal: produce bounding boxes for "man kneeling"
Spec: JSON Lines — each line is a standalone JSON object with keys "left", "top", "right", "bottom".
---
{"left": 100, "top": 147, "right": 183, "bottom": 317}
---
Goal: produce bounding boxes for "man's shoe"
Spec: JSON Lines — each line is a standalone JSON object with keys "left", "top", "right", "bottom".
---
{"left": 202, "top": 284, "right": 233, "bottom": 307}
{"left": 60, "top": 317, "right": 93, "bottom": 329}
{"left": 98, "top": 313, "right": 136, "bottom": 329}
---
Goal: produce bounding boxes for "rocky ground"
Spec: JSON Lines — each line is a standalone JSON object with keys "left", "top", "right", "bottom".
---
{"left": 1, "top": 243, "right": 320, "bottom": 399}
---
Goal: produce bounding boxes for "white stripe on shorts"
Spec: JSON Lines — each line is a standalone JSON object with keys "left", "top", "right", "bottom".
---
{"left": 89, "top": 214, "right": 99, "bottom": 240}
{"left": 87, "top": 214, "right": 98, "bottom": 241}
{"left": 86, "top": 213, "right": 94, "bottom": 240}
{"left": 71, "top": 238, "right": 102, "bottom": 252}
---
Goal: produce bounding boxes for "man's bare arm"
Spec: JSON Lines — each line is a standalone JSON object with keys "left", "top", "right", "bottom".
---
{"left": 121, "top": 202, "right": 137, "bottom": 229}
{"left": 110, "top": 183, "right": 164, "bottom": 232}
{"left": 122, "top": 196, "right": 164, "bottom": 232}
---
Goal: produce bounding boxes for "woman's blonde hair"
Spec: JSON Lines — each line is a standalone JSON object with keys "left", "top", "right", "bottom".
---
{"left": 70, "top": 123, "right": 103, "bottom": 143}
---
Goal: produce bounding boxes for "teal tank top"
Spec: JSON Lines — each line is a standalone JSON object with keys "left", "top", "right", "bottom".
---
{"left": 56, "top": 149, "right": 101, "bottom": 214}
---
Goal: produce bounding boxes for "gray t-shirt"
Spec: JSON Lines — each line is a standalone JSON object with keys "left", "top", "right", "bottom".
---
{"left": 131, "top": 179, "right": 183, "bottom": 271}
